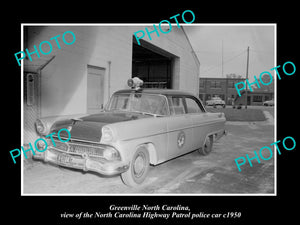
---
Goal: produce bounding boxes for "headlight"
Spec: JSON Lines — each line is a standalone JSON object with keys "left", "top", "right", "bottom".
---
{"left": 101, "top": 126, "right": 114, "bottom": 142}
{"left": 35, "top": 119, "right": 46, "bottom": 134}
{"left": 103, "top": 147, "right": 120, "bottom": 161}
{"left": 36, "top": 139, "right": 47, "bottom": 150}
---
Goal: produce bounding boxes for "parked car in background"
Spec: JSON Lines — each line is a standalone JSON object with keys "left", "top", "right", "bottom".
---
{"left": 33, "top": 77, "right": 226, "bottom": 186}
{"left": 206, "top": 97, "right": 226, "bottom": 108}
{"left": 263, "top": 99, "right": 274, "bottom": 106}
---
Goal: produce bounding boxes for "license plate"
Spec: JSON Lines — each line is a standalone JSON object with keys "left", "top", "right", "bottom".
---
{"left": 57, "top": 154, "right": 73, "bottom": 164}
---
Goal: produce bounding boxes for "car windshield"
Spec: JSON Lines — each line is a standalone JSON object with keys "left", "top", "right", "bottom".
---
{"left": 106, "top": 93, "right": 169, "bottom": 116}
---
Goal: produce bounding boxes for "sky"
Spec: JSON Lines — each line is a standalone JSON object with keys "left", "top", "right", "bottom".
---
{"left": 183, "top": 24, "right": 275, "bottom": 82}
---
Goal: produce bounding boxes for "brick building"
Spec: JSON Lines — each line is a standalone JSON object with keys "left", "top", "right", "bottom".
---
{"left": 199, "top": 77, "right": 246, "bottom": 105}
{"left": 234, "top": 90, "right": 274, "bottom": 106}
{"left": 199, "top": 77, "right": 274, "bottom": 106}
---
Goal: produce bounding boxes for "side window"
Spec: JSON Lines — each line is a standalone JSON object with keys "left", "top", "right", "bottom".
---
{"left": 185, "top": 97, "right": 204, "bottom": 113}
{"left": 169, "top": 96, "right": 186, "bottom": 115}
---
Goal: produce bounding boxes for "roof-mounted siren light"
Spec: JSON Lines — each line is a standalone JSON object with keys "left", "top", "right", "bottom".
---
{"left": 127, "top": 77, "right": 144, "bottom": 90}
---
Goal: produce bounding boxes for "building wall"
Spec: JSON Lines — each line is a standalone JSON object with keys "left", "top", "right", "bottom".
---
{"left": 234, "top": 91, "right": 274, "bottom": 106}
{"left": 144, "top": 26, "right": 200, "bottom": 95}
{"left": 24, "top": 25, "right": 199, "bottom": 120}
{"left": 25, "top": 26, "right": 134, "bottom": 117}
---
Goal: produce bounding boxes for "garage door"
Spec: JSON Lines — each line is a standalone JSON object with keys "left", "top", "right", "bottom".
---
{"left": 132, "top": 43, "right": 173, "bottom": 89}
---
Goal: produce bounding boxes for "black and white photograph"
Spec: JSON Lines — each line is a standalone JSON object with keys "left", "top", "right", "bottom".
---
{"left": 20, "top": 24, "right": 276, "bottom": 195}
{"left": 4, "top": 5, "right": 298, "bottom": 225}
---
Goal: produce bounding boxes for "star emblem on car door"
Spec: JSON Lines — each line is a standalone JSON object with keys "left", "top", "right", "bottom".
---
{"left": 177, "top": 131, "right": 186, "bottom": 148}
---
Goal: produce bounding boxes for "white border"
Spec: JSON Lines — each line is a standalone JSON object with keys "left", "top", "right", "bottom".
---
{"left": 21, "top": 23, "right": 24, "bottom": 194}
{"left": 20, "top": 23, "right": 277, "bottom": 196}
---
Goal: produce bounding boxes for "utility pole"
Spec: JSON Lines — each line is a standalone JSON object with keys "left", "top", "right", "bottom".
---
{"left": 245, "top": 46, "right": 249, "bottom": 109}
{"left": 221, "top": 40, "right": 224, "bottom": 78}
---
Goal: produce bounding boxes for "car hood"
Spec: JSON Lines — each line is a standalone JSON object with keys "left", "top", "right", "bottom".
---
{"left": 55, "top": 111, "right": 149, "bottom": 142}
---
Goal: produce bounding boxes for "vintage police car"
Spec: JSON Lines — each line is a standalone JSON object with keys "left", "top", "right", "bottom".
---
{"left": 33, "top": 78, "right": 226, "bottom": 186}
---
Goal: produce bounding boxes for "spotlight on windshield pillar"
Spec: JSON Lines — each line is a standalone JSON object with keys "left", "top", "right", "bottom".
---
{"left": 127, "top": 77, "right": 144, "bottom": 90}
{"left": 127, "top": 78, "right": 134, "bottom": 88}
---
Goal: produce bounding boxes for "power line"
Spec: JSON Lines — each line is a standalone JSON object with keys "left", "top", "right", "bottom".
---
{"left": 201, "top": 49, "right": 247, "bottom": 74}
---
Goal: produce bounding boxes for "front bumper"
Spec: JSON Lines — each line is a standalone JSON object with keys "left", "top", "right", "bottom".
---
{"left": 33, "top": 148, "right": 129, "bottom": 176}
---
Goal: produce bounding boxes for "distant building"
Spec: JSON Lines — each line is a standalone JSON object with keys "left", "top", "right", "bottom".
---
{"left": 199, "top": 77, "right": 274, "bottom": 106}
{"left": 199, "top": 77, "right": 246, "bottom": 105}
{"left": 235, "top": 74, "right": 274, "bottom": 106}
{"left": 234, "top": 90, "right": 274, "bottom": 106}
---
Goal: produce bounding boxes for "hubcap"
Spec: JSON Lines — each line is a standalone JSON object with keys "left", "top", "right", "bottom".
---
{"left": 204, "top": 138, "right": 212, "bottom": 153}
{"left": 133, "top": 154, "right": 145, "bottom": 177}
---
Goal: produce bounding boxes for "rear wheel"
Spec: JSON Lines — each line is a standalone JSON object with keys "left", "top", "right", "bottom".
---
{"left": 199, "top": 135, "right": 214, "bottom": 155}
{"left": 121, "top": 146, "right": 150, "bottom": 187}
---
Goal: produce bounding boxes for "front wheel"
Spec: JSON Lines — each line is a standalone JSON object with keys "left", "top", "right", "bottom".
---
{"left": 121, "top": 146, "right": 150, "bottom": 187}
{"left": 199, "top": 135, "right": 214, "bottom": 155}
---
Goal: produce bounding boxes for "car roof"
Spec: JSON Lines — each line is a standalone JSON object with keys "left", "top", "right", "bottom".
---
{"left": 114, "top": 88, "right": 196, "bottom": 97}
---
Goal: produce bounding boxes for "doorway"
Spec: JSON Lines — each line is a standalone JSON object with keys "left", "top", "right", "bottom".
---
{"left": 87, "top": 65, "right": 105, "bottom": 114}
{"left": 132, "top": 40, "right": 178, "bottom": 89}
{"left": 247, "top": 96, "right": 251, "bottom": 106}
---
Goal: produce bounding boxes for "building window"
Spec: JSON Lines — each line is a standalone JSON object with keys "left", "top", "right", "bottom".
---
{"left": 253, "top": 95, "right": 263, "bottom": 102}
{"left": 199, "top": 94, "right": 204, "bottom": 101}
{"left": 228, "top": 81, "right": 235, "bottom": 88}
{"left": 26, "top": 74, "right": 35, "bottom": 106}
{"left": 199, "top": 80, "right": 205, "bottom": 88}
{"left": 169, "top": 96, "right": 186, "bottom": 115}
{"left": 210, "top": 81, "right": 221, "bottom": 88}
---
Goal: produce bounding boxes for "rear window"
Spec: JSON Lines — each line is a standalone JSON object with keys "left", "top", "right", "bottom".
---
{"left": 168, "top": 97, "right": 186, "bottom": 115}
{"left": 185, "top": 97, "right": 204, "bottom": 113}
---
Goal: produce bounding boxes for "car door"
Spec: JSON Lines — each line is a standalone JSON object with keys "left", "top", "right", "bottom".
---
{"left": 184, "top": 96, "right": 215, "bottom": 148}
{"left": 166, "top": 96, "right": 194, "bottom": 159}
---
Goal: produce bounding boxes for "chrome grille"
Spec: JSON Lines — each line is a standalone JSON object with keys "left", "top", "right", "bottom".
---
{"left": 55, "top": 142, "right": 68, "bottom": 152}
{"left": 52, "top": 140, "right": 104, "bottom": 157}
{"left": 68, "top": 144, "right": 102, "bottom": 156}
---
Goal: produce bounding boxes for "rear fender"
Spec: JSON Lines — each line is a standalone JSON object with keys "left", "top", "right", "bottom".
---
{"left": 202, "top": 129, "right": 226, "bottom": 148}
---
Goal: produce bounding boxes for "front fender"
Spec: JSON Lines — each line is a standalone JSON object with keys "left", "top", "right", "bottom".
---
{"left": 114, "top": 138, "right": 162, "bottom": 166}
{"left": 108, "top": 117, "right": 168, "bottom": 164}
